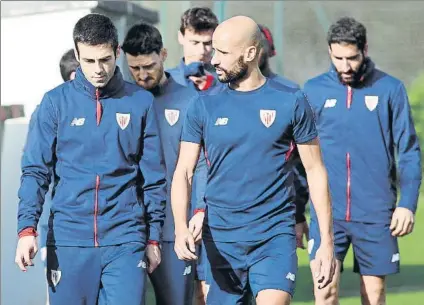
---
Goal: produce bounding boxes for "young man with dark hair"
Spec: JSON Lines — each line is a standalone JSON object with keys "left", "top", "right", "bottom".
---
{"left": 304, "top": 17, "right": 422, "bottom": 305}
{"left": 122, "top": 22, "right": 207, "bottom": 305}
{"left": 168, "top": 7, "right": 219, "bottom": 91}
{"left": 15, "top": 13, "right": 166, "bottom": 305}
{"left": 258, "top": 24, "right": 310, "bottom": 251}
{"left": 172, "top": 16, "right": 335, "bottom": 305}
{"left": 59, "top": 49, "right": 80, "bottom": 82}
{"left": 166, "top": 7, "right": 220, "bottom": 304}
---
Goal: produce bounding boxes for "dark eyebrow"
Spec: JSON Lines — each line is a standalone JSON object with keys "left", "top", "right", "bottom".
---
{"left": 215, "top": 48, "right": 228, "bottom": 54}
{"left": 81, "top": 56, "right": 112, "bottom": 62}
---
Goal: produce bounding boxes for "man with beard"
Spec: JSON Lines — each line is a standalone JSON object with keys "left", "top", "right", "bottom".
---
{"left": 304, "top": 17, "right": 421, "bottom": 305}
{"left": 171, "top": 16, "right": 336, "bottom": 305}
{"left": 122, "top": 22, "right": 207, "bottom": 305}
{"left": 258, "top": 24, "right": 310, "bottom": 251}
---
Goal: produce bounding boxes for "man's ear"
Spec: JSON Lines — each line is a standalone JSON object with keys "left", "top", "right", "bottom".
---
{"left": 74, "top": 48, "right": 80, "bottom": 62}
{"left": 244, "top": 45, "right": 258, "bottom": 63}
{"left": 160, "top": 48, "right": 168, "bottom": 62}
{"left": 363, "top": 43, "right": 368, "bottom": 57}
{"left": 115, "top": 45, "right": 121, "bottom": 59}
{"left": 178, "top": 31, "right": 184, "bottom": 46}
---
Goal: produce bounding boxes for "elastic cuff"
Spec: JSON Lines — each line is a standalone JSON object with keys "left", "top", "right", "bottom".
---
{"left": 18, "top": 227, "right": 38, "bottom": 238}
{"left": 147, "top": 240, "right": 160, "bottom": 246}
{"left": 194, "top": 208, "right": 205, "bottom": 215}
{"left": 296, "top": 214, "right": 306, "bottom": 224}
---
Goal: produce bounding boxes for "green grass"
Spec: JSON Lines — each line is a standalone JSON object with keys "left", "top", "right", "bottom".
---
{"left": 145, "top": 197, "right": 424, "bottom": 304}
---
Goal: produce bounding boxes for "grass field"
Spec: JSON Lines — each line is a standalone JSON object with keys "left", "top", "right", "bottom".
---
{"left": 146, "top": 197, "right": 424, "bottom": 304}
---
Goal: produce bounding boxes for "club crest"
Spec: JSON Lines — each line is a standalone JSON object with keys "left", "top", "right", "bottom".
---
{"left": 116, "top": 113, "right": 130, "bottom": 130}
{"left": 260, "top": 110, "right": 276, "bottom": 128}
{"left": 51, "top": 269, "right": 61, "bottom": 287}
{"left": 165, "top": 109, "right": 180, "bottom": 126}
{"left": 365, "top": 96, "right": 378, "bottom": 111}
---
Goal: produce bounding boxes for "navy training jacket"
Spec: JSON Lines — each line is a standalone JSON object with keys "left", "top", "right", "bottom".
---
{"left": 304, "top": 59, "right": 421, "bottom": 224}
{"left": 18, "top": 66, "right": 167, "bottom": 247}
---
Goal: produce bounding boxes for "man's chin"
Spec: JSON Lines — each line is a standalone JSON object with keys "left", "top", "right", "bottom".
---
{"left": 136, "top": 81, "right": 155, "bottom": 90}
{"left": 217, "top": 76, "right": 229, "bottom": 83}
{"left": 93, "top": 82, "right": 107, "bottom": 88}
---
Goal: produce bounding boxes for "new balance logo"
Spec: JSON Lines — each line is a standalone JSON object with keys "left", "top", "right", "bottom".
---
{"left": 215, "top": 117, "right": 228, "bottom": 126}
{"left": 286, "top": 272, "right": 296, "bottom": 282}
{"left": 137, "top": 260, "right": 147, "bottom": 269}
{"left": 183, "top": 265, "right": 192, "bottom": 276}
{"left": 70, "top": 118, "right": 85, "bottom": 126}
{"left": 324, "top": 99, "right": 337, "bottom": 108}
{"left": 391, "top": 253, "right": 400, "bottom": 263}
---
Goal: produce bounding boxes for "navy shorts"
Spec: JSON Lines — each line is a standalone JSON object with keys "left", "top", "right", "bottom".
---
{"left": 204, "top": 234, "right": 297, "bottom": 304}
{"left": 196, "top": 241, "right": 210, "bottom": 282}
{"left": 149, "top": 242, "right": 195, "bottom": 305}
{"left": 47, "top": 243, "right": 146, "bottom": 305}
{"left": 308, "top": 219, "right": 400, "bottom": 276}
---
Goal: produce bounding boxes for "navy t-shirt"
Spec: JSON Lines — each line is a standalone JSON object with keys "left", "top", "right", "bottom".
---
{"left": 181, "top": 78, "right": 317, "bottom": 242}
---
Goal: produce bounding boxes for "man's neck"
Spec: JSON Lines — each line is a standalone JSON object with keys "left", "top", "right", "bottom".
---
{"left": 260, "top": 62, "right": 273, "bottom": 77}
{"left": 159, "top": 72, "right": 168, "bottom": 86}
{"left": 183, "top": 57, "right": 194, "bottom": 66}
{"left": 149, "top": 73, "right": 169, "bottom": 96}
{"left": 229, "top": 67, "right": 266, "bottom": 92}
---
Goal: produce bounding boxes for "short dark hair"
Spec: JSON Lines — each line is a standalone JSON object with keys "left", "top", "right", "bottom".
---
{"left": 73, "top": 13, "right": 119, "bottom": 56}
{"left": 180, "top": 7, "right": 218, "bottom": 35}
{"left": 122, "top": 22, "right": 163, "bottom": 56}
{"left": 59, "top": 49, "right": 79, "bottom": 81}
{"left": 327, "top": 17, "right": 367, "bottom": 51}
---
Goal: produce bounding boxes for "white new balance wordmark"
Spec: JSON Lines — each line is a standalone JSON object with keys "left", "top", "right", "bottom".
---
{"left": 70, "top": 118, "right": 85, "bottom": 126}
{"left": 286, "top": 272, "right": 296, "bottom": 282}
{"left": 215, "top": 117, "right": 228, "bottom": 126}
{"left": 183, "top": 265, "right": 192, "bottom": 276}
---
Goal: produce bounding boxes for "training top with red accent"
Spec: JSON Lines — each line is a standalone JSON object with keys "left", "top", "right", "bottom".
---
{"left": 303, "top": 58, "right": 422, "bottom": 224}
{"left": 181, "top": 78, "right": 317, "bottom": 242}
{"left": 17, "top": 66, "right": 167, "bottom": 247}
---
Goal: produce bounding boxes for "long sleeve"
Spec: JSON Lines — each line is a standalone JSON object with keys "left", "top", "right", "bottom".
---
{"left": 391, "top": 83, "right": 422, "bottom": 213}
{"left": 139, "top": 104, "right": 167, "bottom": 242}
{"left": 17, "top": 95, "right": 57, "bottom": 233}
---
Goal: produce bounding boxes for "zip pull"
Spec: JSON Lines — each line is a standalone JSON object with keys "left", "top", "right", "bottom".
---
{"left": 346, "top": 86, "right": 353, "bottom": 109}
{"left": 95, "top": 88, "right": 102, "bottom": 126}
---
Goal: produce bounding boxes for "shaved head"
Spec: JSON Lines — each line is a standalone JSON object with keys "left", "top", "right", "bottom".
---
{"left": 214, "top": 16, "right": 262, "bottom": 50}
{"left": 211, "top": 16, "right": 263, "bottom": 84}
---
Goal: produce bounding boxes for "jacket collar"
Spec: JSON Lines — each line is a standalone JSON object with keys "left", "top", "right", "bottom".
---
{"left": 74, "top": 66, "right": 125, "bottom": 99}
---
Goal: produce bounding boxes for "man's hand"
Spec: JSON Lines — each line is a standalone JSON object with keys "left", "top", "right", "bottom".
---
{"left": 174, "top": 227, "right": 198, "bottom": 261}
{"left": 313, "top": 240, "right": 336, "bottom": 289}
{"left": 146, "top": 244, "right": 161, "bottom": 274}
{"left": 390, "top": 207, "right": 415, "bottom": 237}
{"left": 189, "top": 75, "right": 208, "bottom": 90}
{"left": 295, "top": 221, "right": 309, "bottom": 249}
{"left": 15, "top": 236, "right": 38, "bottom": 271}
{"left": 189, "top": 211, "right": 205, "bottom": 243}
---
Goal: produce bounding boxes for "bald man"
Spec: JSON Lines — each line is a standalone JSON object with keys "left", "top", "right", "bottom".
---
{"left": 171, "top": 16, "right": 336, "bottom": 305}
